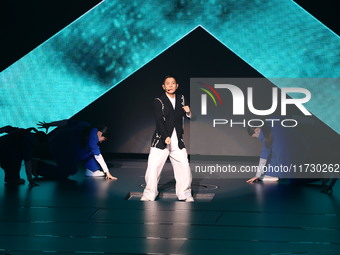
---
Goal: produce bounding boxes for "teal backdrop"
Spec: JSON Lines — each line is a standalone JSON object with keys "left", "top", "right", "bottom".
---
{"left": 0, "top": 0, "right": 339, "bottom": 133}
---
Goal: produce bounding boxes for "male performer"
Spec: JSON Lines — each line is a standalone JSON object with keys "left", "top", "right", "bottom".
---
{"left": 141, "top": 74, "right": 194, "bottom": 202}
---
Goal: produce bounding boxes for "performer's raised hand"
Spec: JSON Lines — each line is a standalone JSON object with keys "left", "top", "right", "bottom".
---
{"left": 182, "top": 105, "right": 190, "bottom": 114}
{"left": 37, "top": 121, "right": 50, "bottom": 133}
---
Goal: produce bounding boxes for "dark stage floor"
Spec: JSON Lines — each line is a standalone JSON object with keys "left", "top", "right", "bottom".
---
{"left": 0, "top": 158, "right": 339, "bottom": 255}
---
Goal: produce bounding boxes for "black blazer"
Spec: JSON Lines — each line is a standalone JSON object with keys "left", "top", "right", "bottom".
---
{"left": 151, "top": 93, "right": 188, "bottom": 149}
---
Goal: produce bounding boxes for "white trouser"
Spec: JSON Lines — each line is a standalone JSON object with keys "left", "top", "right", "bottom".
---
{"left": 142, "top": 145, "right": 192, "bottom": 201}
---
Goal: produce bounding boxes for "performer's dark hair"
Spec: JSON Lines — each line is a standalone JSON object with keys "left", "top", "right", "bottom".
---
{"left": 247, "top": 126, "right": 255, "bottom": 136}
{"left": 247, "top": 123, "right": 273, "bottom": 148}
{"left": 80, "top": 125, "right": 110, "bottom": 148}
{"left": 97, "top": 125, "right": 110, "bottom": 139}
{"left": 162, "top": 74, "right": 177, "bottom": 84}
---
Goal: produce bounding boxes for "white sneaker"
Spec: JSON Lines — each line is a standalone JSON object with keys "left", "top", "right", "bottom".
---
{"left": 185, "top": 197, "right": 195, "bottom": 202}
{"left": 140, "top": 196, "right": 151, "bottom": 201}
{"left": 85, "top": 169, "right": 105, "bottom": 177}
{"left": 260, "top": 175, "right": 279, "bottom": 182}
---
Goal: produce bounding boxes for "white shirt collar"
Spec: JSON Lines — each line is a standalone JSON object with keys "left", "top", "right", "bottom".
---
{"left": 166, "top": 93, "right": 176, "bottom": 109}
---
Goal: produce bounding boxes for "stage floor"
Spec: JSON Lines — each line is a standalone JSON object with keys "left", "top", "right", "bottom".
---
{"left": 0, "top": 158, "right": 339, "bottom": 255}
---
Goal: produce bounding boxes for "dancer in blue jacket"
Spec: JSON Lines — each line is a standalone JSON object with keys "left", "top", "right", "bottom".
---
{"left": 35, "top": 120, "right": 117, "bottom": 180}
{"left": 246, "top": 123, "right": 308, "bottom": 183}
